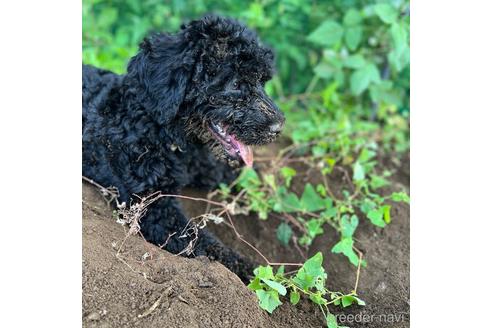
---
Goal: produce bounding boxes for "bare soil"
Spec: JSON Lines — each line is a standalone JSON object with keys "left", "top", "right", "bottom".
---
{"left": 82, "top": 150, "right": 409, "bottom": 328}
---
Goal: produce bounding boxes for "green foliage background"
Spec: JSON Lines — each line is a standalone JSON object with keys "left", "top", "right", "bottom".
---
{"left": 83, "top": 0, "right": 409, "bottom": 118}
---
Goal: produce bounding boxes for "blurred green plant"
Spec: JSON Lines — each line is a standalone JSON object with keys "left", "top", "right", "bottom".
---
{"left": 83, "top": 0, "right": 409, "bottom": 110}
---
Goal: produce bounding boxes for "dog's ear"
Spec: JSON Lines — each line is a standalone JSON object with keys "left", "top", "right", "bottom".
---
{"left": 126, "top": 33, "right": 195, "bottom": 125}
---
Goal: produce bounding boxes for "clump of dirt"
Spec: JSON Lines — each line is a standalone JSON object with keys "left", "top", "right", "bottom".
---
{"left": 83, "top": 149, "right": 409, "bottom": 328}
{"left": 83, "top": 183, "right": 323, "bottom": 328}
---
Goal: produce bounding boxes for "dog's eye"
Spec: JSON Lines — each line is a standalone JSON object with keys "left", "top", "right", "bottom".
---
{"left": 232, "top": 81, "right": 239, "bottom": 89}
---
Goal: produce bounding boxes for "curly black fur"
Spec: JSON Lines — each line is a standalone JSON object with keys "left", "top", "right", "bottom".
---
{"left": 82, "top": 15, "right": 285, "bottom": 282}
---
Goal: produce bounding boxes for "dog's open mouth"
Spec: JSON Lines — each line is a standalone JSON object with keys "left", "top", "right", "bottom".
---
{"left": 208, "top": 122, "right": 253, "bottom": 167}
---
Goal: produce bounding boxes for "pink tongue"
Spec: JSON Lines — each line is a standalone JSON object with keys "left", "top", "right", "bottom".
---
{"left": 230, "top": 136, "right": 254, "bottom": 167}
{"left": 237, "top": 143, "right": 254, "bottom": 167}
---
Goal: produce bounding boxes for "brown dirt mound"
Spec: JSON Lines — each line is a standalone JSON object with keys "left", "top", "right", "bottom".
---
{"left": 83, "top": 184, "right": 324, "bottom": 328}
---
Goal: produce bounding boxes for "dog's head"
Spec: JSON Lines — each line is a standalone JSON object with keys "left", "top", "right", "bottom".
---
{"left": 126, "top": 15, "right": 285, "bottom": 167}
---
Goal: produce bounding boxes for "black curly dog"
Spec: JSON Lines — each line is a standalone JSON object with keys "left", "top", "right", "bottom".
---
{"left": 83, "top": 16, "right": 284, "bottom": 282}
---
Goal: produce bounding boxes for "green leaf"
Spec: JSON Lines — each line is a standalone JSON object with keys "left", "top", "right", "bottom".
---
{"left": 331, "top": 238, "right": 361, "bottom": 267}
{"left": 339, "top": 204, "right": 353, "bottom": 213}
{"left": 388, "top": 48, "right": 409, "bottom": 72}
{"left": 264, "top": 174, "right": 276, "bottom": 190}
{"left": 305, "top": 219, "right": 324, "bottom": 238}
{"left": 280, "top": 167, "right": 297, "bottom": 187}
{"left": 350, "top": 63, "right": 381, "bottom": 96}
{"left": 263, "top": 279, "right": 287, "bottom": 296}
{"left": 256, "top": 289, "right": 282, "bottom": 314}
{"left": 247, "top": 277, "right": 263, "bottom": 291}
{"left": 367, "top": 209, "right": 386, "bottom": 227}
{"left": 369, "top": 80, "right": 403, "bottom": 107}
{"left": 353, "top": 296, "right": 366, "bottom": 306}
{"left": 350, "top": 69, "right": 370, "bottom": 96}
{"left": 344, "top": 55, "right": 366, "bottom": 69}
{"left": 340, "top": 295, "right": 366, "bottom": 307}
{"left": 370, "top": 175, "right": 390, "bottom": 189}
{"left": 238, "top": 168, "right": 261, "bottom": 188}
{"left": 316, "top": 184, "right": 327, "bottom": 197}
{"left": 276, "top": 189, "right": 303, "bottom": 213}
{"left": 275, "top": 265, "right": 285, "bottom": 277}
{"left": 374, "top": 3, "right": 398, "bottom": 24}
{"left": 283, "top": 193, "right": 303, "bottom": 212}
{"left": 391, "top": 22, "right": 408, "bottom": 53}
{"left": 353, "top": 161, "right": 365, "bottom": 181}
{"left": 390, "top": 191, "right": 410, "bottom": 203}
{"left": 293, "top": 252, "right": 327, "bottom": 291}
{"left": 302, "top": 252, "right": 325, "bottom": 274}
{"left": 314, "top": 63, "right": 335, "bottom": 79}
{"left": 341, "top": 295, "right": 355, "bottom": 307}
{"left": 388, "top": 23, "right": 410, "bottom": 71}
{"left": 358, "top": 148, "right": 377, "bottom": 163}
{"left": 290, "top": 291, "right": 300, "bottom": 305}
{"left": 327, "top": 313, "right": 339, "bottom": 328}
{"left": 341, "top": 214, "right": 359, "bottom": 238}
{"left": 307, "top": 20, "right": 344, "bottom": 47}
{"left": 343, "top": 9, "right": 362, "bottom": 26}
{"left": 344, "top": 26, "right": 363, "bottom": 51}
{"left": 99, "top": 8, "right": 118, "bottom": 28}
{"left": 321, "top": 206, "right": 338, "bottom": 219}
{"left": 382, "top": 205, "right": 392, "bottom": 224}
{"left": 276, "top": 222, "right": 293, "bottom": 246}
{"left": 360, "top": 198, "right": 376, "bottom": 214}
{"left": 254, "top": 265, "right": 274, "bottom": 280}
{"left": 300, "top": 184, "right": 326, "bottom": 212}
{"left": 321, "top": 82, "right": 339, "bottom": 107}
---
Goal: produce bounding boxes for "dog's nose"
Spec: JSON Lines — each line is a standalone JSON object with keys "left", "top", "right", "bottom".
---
{"left": 269, "top": 122, "right": 283, "bottom": 134}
